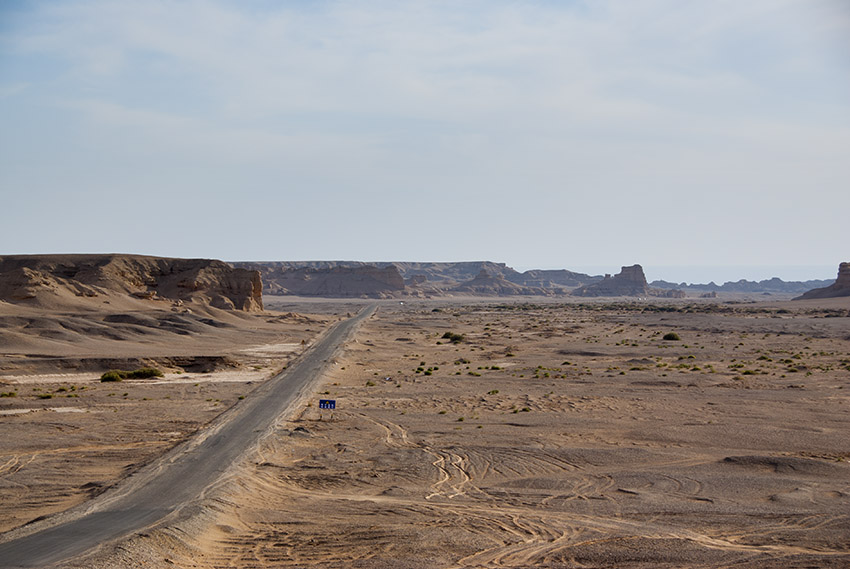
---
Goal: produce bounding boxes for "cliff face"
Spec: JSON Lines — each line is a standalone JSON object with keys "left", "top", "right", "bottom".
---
{"left": 451, "top": 269, "right": 552, "bottom": 296}
{"left": 390, "top": 261, "right": 519, "bottom": 285}
{"left": 0, "top": 255, "right": 263, "bottom": 311}
{"left": 236, "top": 261, "right": 601, "bottom": 297}
{"left": 508, "top": 269, "right": 601, "bottom": 290}
{"left": 572, "top": 264, "right": 651, "bottom": 297}
{"left": 239, "top": 263, "right": 405, "bottom": 298}
{"left": 571, "top": 264, "right": 685, "bottom": 298}
{"left": 795, "top": 263, "right": 850, "bottom": 300}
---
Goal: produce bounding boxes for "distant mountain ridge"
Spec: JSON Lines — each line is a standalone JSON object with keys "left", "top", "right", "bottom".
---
{"left": 235, "top": 260, "right": 836, "bottom": 298}
{"left": 234, "top": 261, "right": 601, "bottom": 298}
{"left": 651, "top": 277, "right": 833, "bottom": 294}
{"left": 0, "top": 257, "right": 837, "bottom": 302}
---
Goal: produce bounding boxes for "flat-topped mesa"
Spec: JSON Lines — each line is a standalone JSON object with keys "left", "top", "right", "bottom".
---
{"left": 0, "top": 255, "right": 263, "bottom": 311}
{"left": 238, "top": 263, "right": 405, "bottom": 298}
{"left": 618, "top": 264, "right": 648, "bottom": 285}
{"left": 571, "top": 264, "right": 686, "bottom": 298}
{"left": 572, "top": 264, "right": 651, "bottom": 297}
{"left": 794, "top": 262, "right": 850, "bottom": 300}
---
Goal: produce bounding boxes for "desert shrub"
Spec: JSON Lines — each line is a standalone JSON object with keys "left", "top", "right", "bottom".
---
{"left": 0, "top": 391, "right": 16, "bottom": 398}
{"left": 100, "top": 367, "right": 163, "bottom": 382}
{"left": 441, "top": 332, "right": 465, "bottom": 344}
{"left": 100, "top": 370, "right": 124, "bottom": 382}
{"left": 663, "top": 332, "right": 681, "bottom": 341}
{"left": 126, "top": 368, "right": 163, "bottom": 379}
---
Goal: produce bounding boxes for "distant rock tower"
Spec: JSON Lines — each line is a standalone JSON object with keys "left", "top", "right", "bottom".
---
{"left": 572, "top": 264, "right": 650, "bottom": 297}
{"left": 794, "top": 262, "right": 850, "bottom": 299}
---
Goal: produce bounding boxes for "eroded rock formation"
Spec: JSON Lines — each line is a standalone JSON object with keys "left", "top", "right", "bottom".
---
{"left": 451, "top": 269, "right": 551, "bottom": 296}
{"left": 794, "top": 262, "right": 850, "bottom": 300}
{"left": 572, "top": 264, "right": 685, "bottom": 298}
{"left": 240, "top": 263, "right": 405, "bottom": 298}
{"left": 0, "top": 255, "right": 263, "bottom": 311}
{"left": 572, "top": 264, "right": 652, "bottom": 297}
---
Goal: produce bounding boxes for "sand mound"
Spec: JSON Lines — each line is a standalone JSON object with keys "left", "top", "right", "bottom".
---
{"left": 722, "top": 455, "right": 843, "bottom": 476}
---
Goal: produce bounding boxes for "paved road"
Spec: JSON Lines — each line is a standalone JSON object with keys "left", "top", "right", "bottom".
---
{"left": 0, "top": 305, "right": 376, "bottom": 568}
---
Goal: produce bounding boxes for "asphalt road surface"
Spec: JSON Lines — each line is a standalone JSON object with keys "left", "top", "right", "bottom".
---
{"left": 0, "top": 304, "right": 376, "bottom": 568}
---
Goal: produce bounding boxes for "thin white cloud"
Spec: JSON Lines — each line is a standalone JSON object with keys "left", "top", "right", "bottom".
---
{"left": 1, "top": 0, "right": 848, "bottom": 268}
{"left": 0, "top": 82, "right": 29, "bottom": 97}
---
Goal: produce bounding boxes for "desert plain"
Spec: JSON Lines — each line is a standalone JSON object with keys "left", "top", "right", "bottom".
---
{"left": 1, "top": 294, "right": 849, "bottom": 568}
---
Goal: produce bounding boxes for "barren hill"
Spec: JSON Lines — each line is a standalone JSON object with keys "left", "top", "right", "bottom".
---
{"left": 0, "top": 254, "right": 263, "bottom": 311}
{"left": 450, "top": 269, "right": 553, "bottom": 296}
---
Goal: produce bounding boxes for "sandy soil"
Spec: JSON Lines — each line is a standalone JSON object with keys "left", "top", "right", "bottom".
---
{"left": 39, "top": 297, "right": 849, "bottom": 568}
{"left": 0, "top": 301, "right": 338, "bottom": 536}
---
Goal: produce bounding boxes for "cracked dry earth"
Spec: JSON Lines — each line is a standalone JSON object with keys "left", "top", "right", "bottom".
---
{"left": 62, "top": 300, "right": 850, "bottom": 567}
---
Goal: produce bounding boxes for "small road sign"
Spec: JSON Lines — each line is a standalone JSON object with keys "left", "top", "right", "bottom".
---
{"left": 319, "top": 399, "right": 336, "bottom": 410}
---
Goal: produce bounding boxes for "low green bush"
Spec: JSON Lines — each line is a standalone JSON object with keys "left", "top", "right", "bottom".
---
{"left": 100, "top": 367, "right": 164, "bottom": 382}
{"left": 126, "top": 367, "right": 163, "bottom": 379}
{"left": 441, "top": 332, "right": 465, "bottom": 344}
{"left": 100, "top": 370, "right": 124, "bottom": 382}
{"left": 663, "top": 332, "right": 681, "bottom": 341}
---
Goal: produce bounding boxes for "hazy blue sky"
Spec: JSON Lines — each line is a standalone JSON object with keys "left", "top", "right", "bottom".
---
{"left": 1, "top": 1, "right": 848, "bottom": 282}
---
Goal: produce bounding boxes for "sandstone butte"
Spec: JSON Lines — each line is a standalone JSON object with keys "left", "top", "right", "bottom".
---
{"left": 795, "top": 262, "right": 850, "bottom": 300}
{"left": 572, "top": 264, "right": 685, "bottom": 298}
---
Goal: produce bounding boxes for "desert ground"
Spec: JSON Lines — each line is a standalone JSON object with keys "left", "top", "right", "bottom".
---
{"left": 0, "top": 298, "right": 335, "bottom": 537}
{"left": 2, "top": 295, "right": 849, "bottom": 568}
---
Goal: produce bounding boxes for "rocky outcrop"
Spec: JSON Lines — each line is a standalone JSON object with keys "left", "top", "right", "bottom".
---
{"left": 507, "top": 269, "right": 601, "bottom": 290}
{"left": 794, "top": 263, "right": 850, "bottom": 300}
{"left": 652, "top": 277, "right": 834, "bottom": 294}
{"left": 451, "top": 269, "right": 551, "bottom": 296}
{"left": 238, "top": 261, "right": 601, "bottom": 295}
{"left": 572, "top": 265, "right": 651, "bottom": 297}
{"left": 405, "top": 274, "right": 428, "bottom": 287}
{"left": 238, "top": 263, "right": 405, "bottom": 298}
{"left": 0, "top": 255, "right": 263, "bottom": 311}
{"left": 381, "top": 261, "right": 520, "bottom": 285}
{"left": 572, "top": 264, "right": 685, "bottom": 298}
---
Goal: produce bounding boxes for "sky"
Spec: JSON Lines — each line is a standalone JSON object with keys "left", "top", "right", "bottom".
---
{"left": 1, "top": 1, "right": 848, "bottom": 283}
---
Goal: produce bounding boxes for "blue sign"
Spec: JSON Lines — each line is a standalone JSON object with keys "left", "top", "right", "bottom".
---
{"left": 319, "top": 399, "right": 336, "bottom": 410}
